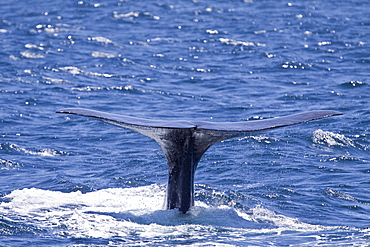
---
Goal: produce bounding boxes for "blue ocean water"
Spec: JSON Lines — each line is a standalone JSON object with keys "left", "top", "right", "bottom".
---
{"left": 1, "top": 0, "right": 369, "bottom": 246}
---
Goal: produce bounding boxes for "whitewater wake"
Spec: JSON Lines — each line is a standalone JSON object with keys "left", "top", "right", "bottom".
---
{"left": 1, "top": 184, "right": 343, "bottom": 244}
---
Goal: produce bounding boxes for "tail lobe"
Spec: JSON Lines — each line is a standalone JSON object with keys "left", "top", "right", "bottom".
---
{"left": 57, "top": 108, "right": 342, "bottom": 213}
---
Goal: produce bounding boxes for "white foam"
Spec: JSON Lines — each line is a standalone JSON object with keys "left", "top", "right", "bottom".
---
{"left": 91, "top": 51, "right": 117, "bottom": 58}
{"left": 0, "top": 159, "right": 22, "bottom": 170}
{"left": 1, "top": 186, "right": 166, "bottom": 239}
{"left": 6, "top": 143, "right": 64, "bottom": 157}
{"left": 113, "top": 11, "right": 140, "bottom": 19}
{"left": 0, "top": 185, "right": 342, "bottom": 242}
{"left": 219, "top": 38, "right": 266, "bottom": 47}
{"left": 20, "top": 51, "right": 45, "bottom": 59}
{"left": 2, "top": 186, "right": 165, "bottom": 215}
{"left": 312, "top": 129, "right": 355, "bottom": 147}
{"left": 59, "top": 66, "right": 114, "bottom": 78}
{"left": 89, "top": 36, "right": 114, "bottom": 44}
{"left": 245, "top": 205, "right": 328, "bottom": 232}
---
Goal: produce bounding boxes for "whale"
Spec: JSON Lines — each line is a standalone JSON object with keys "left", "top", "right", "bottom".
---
{"left": 57, "top": 108, "right": 342, "bottom": 213}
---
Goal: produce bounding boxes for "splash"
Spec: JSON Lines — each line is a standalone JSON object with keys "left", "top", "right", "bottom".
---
{"left": 0, "top": 185, "right": 343, "bottom": 244}
{"left": 312, "top": 129, "right": 355, "bottom": 147}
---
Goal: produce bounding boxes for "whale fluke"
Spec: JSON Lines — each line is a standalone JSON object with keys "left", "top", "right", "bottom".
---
{"left": 57, "top": 108, "right": 342, "bottom": 213}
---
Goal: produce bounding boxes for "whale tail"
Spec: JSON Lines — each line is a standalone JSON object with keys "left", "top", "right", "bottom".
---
{"left": 57, "top": 108, "right": 342, "bottom": 213}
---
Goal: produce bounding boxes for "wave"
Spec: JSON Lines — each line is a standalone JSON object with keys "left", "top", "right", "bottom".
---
{"left": 0, "top": 185, "right": 354, "bottom": 245}
{"left": 219, "top": 38, "right": 266, "bottom": 47}
{"left": 20, "top": 51, "right": 45, "bottom": 59}
{"left": 0, "top": 143, "right": 67, "bottom": 157}
{"left": 58, "top": 66, "right": 115, "bottom": 78}
{"left": 0, "top": 159, "right": 22, "bottom": 170}
{"left": 312, "top": 129, "right": 369, "bottom": 151}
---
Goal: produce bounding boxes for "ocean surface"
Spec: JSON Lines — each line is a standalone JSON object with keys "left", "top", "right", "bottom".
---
{"left": 1, "top": 0, "right": 369, "bottom": 246}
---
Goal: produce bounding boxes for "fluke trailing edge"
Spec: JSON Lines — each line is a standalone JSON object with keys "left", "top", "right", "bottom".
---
{"left": 56, "top": 108, "right": 342, "bottom": 213}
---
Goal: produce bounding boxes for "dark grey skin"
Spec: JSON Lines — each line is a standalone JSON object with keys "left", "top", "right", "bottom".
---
{"left": 57, "top": 108, "right": 342, "bottom": 214}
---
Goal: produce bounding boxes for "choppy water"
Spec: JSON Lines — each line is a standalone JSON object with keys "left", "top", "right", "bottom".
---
{"left": 1, "top": 0, "right": 370, "bottom": 246}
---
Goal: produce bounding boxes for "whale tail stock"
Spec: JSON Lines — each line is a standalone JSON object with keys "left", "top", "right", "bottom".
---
{"left": 56, "top": 108, "right": 342, "bottom": 213}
